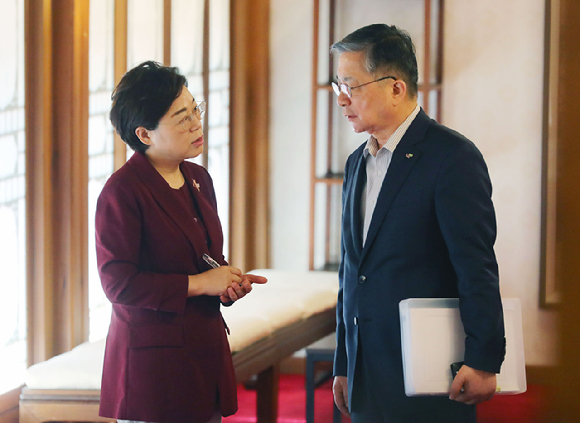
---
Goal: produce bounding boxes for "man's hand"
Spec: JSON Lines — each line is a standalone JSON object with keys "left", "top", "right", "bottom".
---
{"left": 449, "top": 364, "right": 497, "bottom": 405}
{"left": 332, "top": 376, "right": 351, "bottom": 417}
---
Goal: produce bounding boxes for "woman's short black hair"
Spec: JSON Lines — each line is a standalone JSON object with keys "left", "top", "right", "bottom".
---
{"left": 109, "top": 61, "right": 188, "bottom": 153}
{"left": 331, "top": 24, "right": 419, "bottom": 98}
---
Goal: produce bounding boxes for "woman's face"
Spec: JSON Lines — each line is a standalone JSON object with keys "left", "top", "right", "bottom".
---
{"left": 138, "top": 86, "right": 204, "bottom": 163}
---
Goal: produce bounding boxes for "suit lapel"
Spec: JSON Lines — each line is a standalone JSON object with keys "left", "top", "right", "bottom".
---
{"left": 348, "top": 149, "right": 367, "bottom": 257}
{"left": 180, "top": 163, "right": 225, "bottom": 263}
{"left": 127, "top": 153, "right": 212, "bottom": 264}
{"left": 361, "top": 110, "right": 431, "bottom": 259}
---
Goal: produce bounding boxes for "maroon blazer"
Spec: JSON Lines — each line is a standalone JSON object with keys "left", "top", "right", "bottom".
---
{"left": 95, "top": 152, "right": 237, "bottom": 423}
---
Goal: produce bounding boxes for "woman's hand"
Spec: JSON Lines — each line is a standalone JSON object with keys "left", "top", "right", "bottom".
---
{"left": 187, "top": 266, "right": 242, "bottom": 297}
{"left": 219, "top": 273, "right": 268, "bottom": 303}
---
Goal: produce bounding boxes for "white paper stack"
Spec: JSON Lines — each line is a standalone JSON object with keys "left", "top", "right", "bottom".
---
{"left": 399, "top": 298, "right": 526, "bottom": 396}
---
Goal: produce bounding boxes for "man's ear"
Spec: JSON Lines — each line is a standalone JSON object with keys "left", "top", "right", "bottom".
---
{"left": 391, "top": 79, "right": 408, "bottom": 105}
{"left": 135, "top": 127, "right": 153, "bottom": 147}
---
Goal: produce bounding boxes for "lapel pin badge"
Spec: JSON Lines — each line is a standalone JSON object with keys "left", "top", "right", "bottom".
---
{"left": 192, "top": 179, "right": 201, "bottom": 191}
{"left": 406, "top": 153, "right": 414, "bottom": 159}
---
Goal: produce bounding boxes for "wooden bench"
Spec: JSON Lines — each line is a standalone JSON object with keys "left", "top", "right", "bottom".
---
{"left": 20, "top": 270, "right": 338, "bottom": 423}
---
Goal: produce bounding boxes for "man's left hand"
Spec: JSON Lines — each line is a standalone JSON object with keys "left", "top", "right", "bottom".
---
{"left": 449, "top": 364, "right": 497, "bottom": 405}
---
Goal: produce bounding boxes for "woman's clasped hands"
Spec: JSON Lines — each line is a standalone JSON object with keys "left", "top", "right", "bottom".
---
{"left": 220, "top": 269, "right": 268, "bottom": 303}
{"left": 187, "top": 266, "right": 267, "bottom": 303}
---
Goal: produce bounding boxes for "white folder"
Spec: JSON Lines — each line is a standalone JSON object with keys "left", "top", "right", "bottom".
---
{"left": 399, "top": 298, "right": 526, "bottom": 396}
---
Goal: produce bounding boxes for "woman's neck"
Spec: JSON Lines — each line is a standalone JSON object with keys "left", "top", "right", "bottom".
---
{"left": 146, "top": 154, "right": 184, "bottom": 189}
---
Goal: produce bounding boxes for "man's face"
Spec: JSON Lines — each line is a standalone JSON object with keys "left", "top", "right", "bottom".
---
{"left": 336, "top": 51, "right": 395, "bottom": 136}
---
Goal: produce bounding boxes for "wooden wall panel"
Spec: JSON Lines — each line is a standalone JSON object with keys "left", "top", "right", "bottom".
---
{"left": 25, "top": 0, "right": 55, "bottom": 368}
{"left": 113, "top": 0, "right": 128, "bottom": 170}
{"left": 25, "top": 0, "right": 90, "bottom": 364}
{"left": 229, "top": 0, "right": 270, "bottom": 272}
{"left": 555, "top": 0, "right": 580, "bottom": 420}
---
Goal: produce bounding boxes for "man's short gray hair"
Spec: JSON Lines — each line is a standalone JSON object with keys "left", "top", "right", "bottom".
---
{"left": 331, "top": 24, "right": 418, "bottom": 97}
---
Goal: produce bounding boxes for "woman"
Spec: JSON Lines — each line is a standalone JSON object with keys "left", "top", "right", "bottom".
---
{"left": 95, "top": 61, "right": 266, "bottom": 423}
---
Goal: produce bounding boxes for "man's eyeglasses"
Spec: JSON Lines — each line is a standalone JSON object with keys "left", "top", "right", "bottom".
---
{"left": 178, "top": 101, "right": 206, "bottom": 131}
{"left": 332, "top": 76, "right": 396, "bottom": 98}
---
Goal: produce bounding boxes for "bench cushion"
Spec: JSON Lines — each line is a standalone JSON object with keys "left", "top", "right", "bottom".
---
{"left": 24, "top": 270, "right": 338, "bottom": 390}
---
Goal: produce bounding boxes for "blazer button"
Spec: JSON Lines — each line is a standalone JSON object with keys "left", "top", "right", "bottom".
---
{"left": 358, "top": 275, "right": 366, "bottom": 284}
{"left": 354, "top": 317, "right": 358, "bottom": 325}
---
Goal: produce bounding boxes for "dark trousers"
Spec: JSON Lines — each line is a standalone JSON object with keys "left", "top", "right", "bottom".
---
{"left": 350, "top": 335, "right": 476, "bottom": 423}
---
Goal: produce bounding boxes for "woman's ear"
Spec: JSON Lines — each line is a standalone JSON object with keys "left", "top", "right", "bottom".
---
{"left": 135, "top": 127, "right": 153, "bottom": 146}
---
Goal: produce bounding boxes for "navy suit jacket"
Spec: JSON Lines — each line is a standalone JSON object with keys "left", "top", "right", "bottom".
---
{"left": 334, "top": 109, "right": 505, "bottom": 420}
{"left": 96, "top": 152, "right": 237, "bottom": 423}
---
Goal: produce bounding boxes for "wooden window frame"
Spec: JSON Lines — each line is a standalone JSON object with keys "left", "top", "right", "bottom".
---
{"left": 25, "top": 0, "right": 90, "bottom": 365}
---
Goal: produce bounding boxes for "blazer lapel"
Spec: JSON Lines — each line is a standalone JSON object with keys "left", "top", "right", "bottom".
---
{"left": 180, "top": 164, "right": 225, "bottom": 263}
{"left": 348, "top": 149, "right": 367, "bottom": 257}
{"left": 128, "top": 153, "right": 210, "bottom": 261}
{"left": 361, "top": 109, "right": 431, "bottom": 259}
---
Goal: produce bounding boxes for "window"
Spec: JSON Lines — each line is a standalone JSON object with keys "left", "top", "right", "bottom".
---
{"left": 207, "top": 0, "right": 231, "bottom": 256}
{"left": 87, "top": 0, "right": 166, "bottom": 341}
{"left": 127, "top": 0, "right": 165, "bottom": 68}
{"left": 0, "top": 0, "right": 26, "bottom": 394}
{"left": 309, "top": 0, "right": 443, "bottom": 269}
{"left": 0, "top": 0, "right": 264, "bottom": 404}
{"left": 88, "top": 0, "right": 115, "bottom": 342}
{"left": 87, "top": 0, "right": 232, "bottom": 340}
{"left": 172, "top": 0, "right": 231, "bottom": 255}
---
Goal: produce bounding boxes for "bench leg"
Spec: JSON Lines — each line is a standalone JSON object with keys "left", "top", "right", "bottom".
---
{"left": 306, "top": 353, "right": 315, "bottom": 423}
{"left": 305, "top": 348, "right": 340, "bottom": 423}
{"left": 256, "top": 364, "right": 279, "bottom": 423}
{"left": 19, "top": 403, "right": 41, "bottom": 423}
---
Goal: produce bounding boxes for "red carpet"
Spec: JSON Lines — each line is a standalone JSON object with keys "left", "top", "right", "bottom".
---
{"left": 478, "top": 384, "right": 551, "bottom": 423}
{"left": 223, "top": 374, "right": 549, "bottom": 423}
{"left": 223, "top": 374, "right": 350, "bottom": 423}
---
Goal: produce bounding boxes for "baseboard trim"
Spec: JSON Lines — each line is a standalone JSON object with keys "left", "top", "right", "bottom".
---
{"left": 525, "top": 365, "right": 558, "bottom": 386}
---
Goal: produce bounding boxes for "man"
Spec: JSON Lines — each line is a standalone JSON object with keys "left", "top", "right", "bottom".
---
{"left": 331, "top": 24, "right": 505, "bottom": 422}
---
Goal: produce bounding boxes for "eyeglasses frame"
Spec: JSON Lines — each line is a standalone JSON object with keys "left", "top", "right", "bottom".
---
{"left": 179, "top": 101, "right": 206, "bottom": 131}
{"left": 332, "top": 76, "right": 397, "bottom": 98}
{"left": 158, "top": 100, "right": 206, "bottom": 132}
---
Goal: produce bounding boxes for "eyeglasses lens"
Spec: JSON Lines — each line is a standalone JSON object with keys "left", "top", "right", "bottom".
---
{"left": 332, "top": 82, "right": 351, "bottom": 98}
{"left": 332, "top": 82, "right": 340, "bottom": 96}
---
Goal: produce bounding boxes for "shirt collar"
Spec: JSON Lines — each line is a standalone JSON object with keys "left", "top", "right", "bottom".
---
{"left": 364, "top": 104, "right": 421, "bottom": 158}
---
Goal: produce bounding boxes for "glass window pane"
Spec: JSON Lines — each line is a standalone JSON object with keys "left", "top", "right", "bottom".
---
{"left": 126, "top": 0, "right": 164, "bottom": 164}
{"left": 127, "top": 0, "right": 164, "bottom": 68}
{"left": 0, "top": 0, "right": 26, "bottom": 394}
{"left": 172, "top": 0, "right": 231, "bottom": 258}
{"left": 336, "top": 0, "right": 426, "bottom": 84}
{"left": 430, "top": 0, "right": 442, "bottom": 84}
{"left": 88, "top": 0, "right": 115, "bottom": 342}
{"left": 334, "top": 0, "right": 427, "bottom": 161}
{"left": 208, "top": 0, "right": 230, "bottom": 258}
{"left": 172, "top": 0, "right": 204, "bottom": 167}
{"left": 171, "top": 0, "right": 205, "bottom": 109}
{"left": 428, "top": 89, "right": 439, "bottom": 120}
